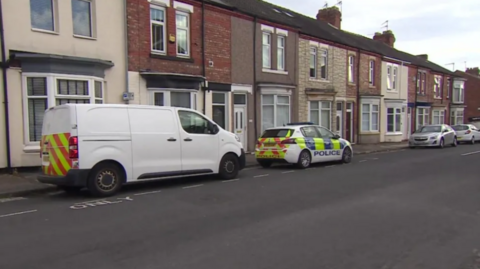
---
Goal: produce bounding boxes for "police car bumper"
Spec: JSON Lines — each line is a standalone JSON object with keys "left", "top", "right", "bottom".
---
{"left": 255, "top": 149, "right": 300, "bottom": 164}
{"left": 37, "top": 169, "right": 90, "bottom": 187}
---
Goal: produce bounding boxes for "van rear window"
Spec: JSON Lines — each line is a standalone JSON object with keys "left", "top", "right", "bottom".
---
{"left": 261, "top": 129, "right": 293, "bottom": 138}
{"left": 452, "top": 125, "right": 469, "bottom": 131}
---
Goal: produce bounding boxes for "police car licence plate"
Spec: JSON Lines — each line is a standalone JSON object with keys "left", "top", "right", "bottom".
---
{"left": 42, "top": 155, "right": 49, "bottom": 162}
{"left": 257, "top": 155, "right": 282, "bottom": 159}
{"left": 263, "top": 143, "right": 275, "bottom": 147}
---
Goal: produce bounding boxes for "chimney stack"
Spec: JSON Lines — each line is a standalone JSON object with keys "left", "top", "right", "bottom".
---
{"left": 373, "top": 30, "right": 396, "bottom": 47}
{"left": 316, "top": 6, "right": 342, "bottom": 29}
{"left": 466, "top": 67, "right": 479, "bottom": 76}
{"left": 417, "top": 54, "right": 428, "bottom": 60}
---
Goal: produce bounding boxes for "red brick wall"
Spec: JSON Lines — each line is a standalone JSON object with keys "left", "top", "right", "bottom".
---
{"left": 127, "top": 0, "right": 203, "bottom": 75}
{"left": 204, "top": 8, "right": 231, "bottom": 83}
{"left": 358, "top": 52, "right": 381, "bottom": 96}
{"left": 460, "top": 71, "right": 480, "bottom": 120}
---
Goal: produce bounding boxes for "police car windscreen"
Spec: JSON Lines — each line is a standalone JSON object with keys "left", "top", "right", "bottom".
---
{"left": 261, "top": 129, "right": 293, "bottom": 138}
{"left": 452, "top": 125, "right": 468, "bottom": 131}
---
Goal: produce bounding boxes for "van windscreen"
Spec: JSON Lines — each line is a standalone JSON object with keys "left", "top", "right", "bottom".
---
{"left": 261, "top": 129, "right": 293, "bottom": 138}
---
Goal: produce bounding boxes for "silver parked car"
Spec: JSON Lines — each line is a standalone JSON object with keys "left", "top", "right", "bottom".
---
{"left": 409, "top": 124, "right": 457, "bottom": 148}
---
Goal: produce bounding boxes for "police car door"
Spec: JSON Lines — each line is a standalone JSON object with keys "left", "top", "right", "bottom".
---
{"left": 300, "top": 126, "right": 324, "bottom": 163}
{"left": 316, "top": 126, "right": 343, "bottom": 161}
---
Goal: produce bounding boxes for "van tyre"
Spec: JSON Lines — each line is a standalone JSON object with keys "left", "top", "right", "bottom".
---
{"left": 87, "top": 163, "right": 123, "bottom": 197}
{"left": 218, "top": 153, "right": 239, "bottom": 180}
{"left": 342, "top": 147, "right": 353, "bottom": 163}
{"left": 257, "top": 160, "right": 272, "bottom": 168}
{"left": 438, "top": 138, "right": 445, "bottom": 149}
{"left": 296, "top": 150, "right": 311, "bottom": 169}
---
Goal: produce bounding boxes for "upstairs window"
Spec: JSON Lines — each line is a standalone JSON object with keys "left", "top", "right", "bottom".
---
{"left": 309, "top": 47, "right": 316, "bottom": 78}
{"left": 433, "top": 76, "right": 442, "bottom": 99}
{"left": 320, "top": 49, "right": 328, "bottom": 79}
{"left": 176, "top": 11, "right": 190, "bottom": 57}
{"left": 30, "top": 0, "right": 55, "bottom": 32}
{"left": 348, "top": 55, "right": 355, "bottom": 83}
{"left": 277, "top": 36, "right": 285, "bottom": 70}
{"left": 369, "top": 60, "right": 375, "bottom": 86}
{"left": 150, "top": 6, "right": 166, "bottom": 53}
{"left": 71, "top": 0, "right": 93, "bottom": 37}
{"left": 262, "top": 32, "right": 271, "bottom": 69}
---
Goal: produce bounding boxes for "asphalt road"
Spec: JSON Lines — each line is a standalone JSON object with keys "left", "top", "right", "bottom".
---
{"left": 2, "top": 145, "right": 480, "bottom": 269}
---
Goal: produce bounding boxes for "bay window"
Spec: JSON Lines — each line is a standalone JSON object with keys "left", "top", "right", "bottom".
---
{"left": 261, "top": 94, "right": 290, "bottom": 131}
{"left": 450, "top": 110, "right": 464, "bottom": 125}
{"left": 24, "top": 74, "right": 104, "bottom": 143}
{"left": 309, "top": 101, "right": 331, "bottom": 129}
{"left": 432, "top": 110, "right": 445, "bottom": 124}
{"left": 387, "top": 107, "right": 401, "bottom": 133}
{"left": 152, "top": 90, "right": 197, "bottom": 109}
{"left": 361, "top": 103, "right": 379, "bottom": 131}
{"left": 452, "top": 86, "right": 464, "bottom": 103}
{"left": 416, "top": 107, "right": 429, "bottom": 129}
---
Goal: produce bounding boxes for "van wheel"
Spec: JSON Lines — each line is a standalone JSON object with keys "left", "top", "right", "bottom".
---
{"left": 296, "top": 150, "right": 311, "bottom": 169}
{"left": 257, "top": 160, "right": 272, "bottom": 168}
{"left": 218, "top": 153, "right": 239, "bottom": 180}
{"left": 87, "top": 163, "right": 123, "bottom": 197}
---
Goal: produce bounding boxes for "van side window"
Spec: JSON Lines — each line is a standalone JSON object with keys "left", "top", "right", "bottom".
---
{"left": 178, "top": 111, "right": 211, "bottom": 134}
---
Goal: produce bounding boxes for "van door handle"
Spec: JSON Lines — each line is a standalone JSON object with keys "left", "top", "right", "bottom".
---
{"left": 167, "top": 138, "right": 176, "bottom": 142}
{"left": 184, "top": 138, "right": 192, "bottom": 142}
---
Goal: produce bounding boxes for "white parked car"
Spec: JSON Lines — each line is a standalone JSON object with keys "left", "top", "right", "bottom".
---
{"left": 452, "top": 124, "right": 480, "bottom": 144}
{"left": 38, "top": 104, "right": 246, "bottom": 197}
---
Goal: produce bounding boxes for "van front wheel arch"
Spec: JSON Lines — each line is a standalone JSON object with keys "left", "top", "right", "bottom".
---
{"left": 87, "top": 161, "right": 125, "bottom": 197}
{"left": 218, "top": 153, "right": 240, "bottom": 180}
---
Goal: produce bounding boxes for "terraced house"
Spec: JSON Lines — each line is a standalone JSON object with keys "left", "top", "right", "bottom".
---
{"left": 0, "top": 0, "right": 127, "bottom": 170}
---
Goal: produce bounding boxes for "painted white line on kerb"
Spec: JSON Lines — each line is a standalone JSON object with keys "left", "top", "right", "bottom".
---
{"left": 0, "top": 197, "right": 27, "bottom": 203}
{"left": 134, "top": 190, "right": 162, "bottom": 196}
{"left": 282, "top": 170, "right": 295, "bottom": 174}
{"left": 254, "top": 174, "right": 269, "bottom": 178}
{"left": 0, "top": 209, "right": 37, "bottom": 218}
{"left": 222, "top": 178, "right": 240, "bottom": 183}
{"left": 182, "top": 184, "right": 203, "bottom": 189}
{"left": 461, "top": 151, "right": 480, "bottom": 156}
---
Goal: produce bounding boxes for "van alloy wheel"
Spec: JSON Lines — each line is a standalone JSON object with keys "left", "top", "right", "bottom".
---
{"left": 87, "top": 163, "right": 123, "bottom": 197}
{"left": 96, "top": 170, "right": 117, "bottom": 191}
{"left": 218, "top": 154, "right": 239, "bottom": 180}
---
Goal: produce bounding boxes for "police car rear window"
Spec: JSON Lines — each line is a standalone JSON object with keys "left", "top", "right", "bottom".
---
{"left": 452, "top": 125, "right": 468, "bottom": 131}
{"left": 261, "top": 129, "right": 293, "bottom": 138}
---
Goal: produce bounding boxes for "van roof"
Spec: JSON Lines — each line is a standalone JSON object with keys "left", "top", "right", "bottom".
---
{"left": 50, "top": 104, "right": 197, "bottom": 111}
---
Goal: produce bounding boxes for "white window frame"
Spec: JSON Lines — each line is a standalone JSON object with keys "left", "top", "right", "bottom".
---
{"left": 277, "top": 36, "right": 285, "bottom": 71}
{"left": 30, "top": 0, "right": 57, "bottom": 33}
{"left": 348, "top": 55, "right": 355, "bottom": 83}
{"left": 361, "top": 103, "right": 379, "bottom": 132}
{"left": 433, "top": 76, "right": 442, "bottom": 99}
{"left": 369, "top": 60, "right": 375, "bottom": 85}
{"left": 392, "top": 66, "right": 397, "bottom": 90}
{"left": 320, "top": 49, "right": 328, "bottom": 80}
{"left": 416, "top": 107, "right": 430, "bottom": 129}
{"left": 176, "top": 10, "right": 190, "bottom": 57}
{"left": 262, "top": 32, "right": 271, "bottom": 69}
{"left": 261, "top": 94, "right": 290, "bottom": 132}
{"left": 386, "top": 106, "right": 402, "bottom": 134}
{"left": 450, "top": 109, "right": 464, "bottom": 125}
{"left": 432, "top": 110, "right": 445, "bottom": 124}
{"left": 22, "top": 73, "right": 104, "bottom": 149}
{"left": 149, "top": 89, "right": 197, "bottom": 110}
{"left": 452, "top": 86, "right": 464, "bottom": 103}
{"left": 212, "top": 91, "right": 229, "bottom": 130}
{"left": 309, "top": 47, "right": 317, "bottom": 78}
{"left": 308, "top": 101, "right": 331, "bottom": 129}
{"left": 386, "top": 63, "right": 399, "bottom": 91}
{"left": 150, "top": 4, "right": 167, "bottom": 54}
{"left": 71, "top": 0, "right": 94, "bottom": 38}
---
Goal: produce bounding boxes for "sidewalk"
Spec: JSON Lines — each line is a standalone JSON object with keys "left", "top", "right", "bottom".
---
{"left": 0, "top": 142, "right": 408, "bottom": 198}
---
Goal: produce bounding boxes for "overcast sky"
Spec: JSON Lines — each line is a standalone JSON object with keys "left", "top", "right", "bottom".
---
{"left": 268, "top": 0, "right": 479, "bottom": 72}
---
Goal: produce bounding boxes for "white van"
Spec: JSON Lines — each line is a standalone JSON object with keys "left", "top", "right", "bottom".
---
{"left": 37, "top": 104, "right": 246, "bottom": 197}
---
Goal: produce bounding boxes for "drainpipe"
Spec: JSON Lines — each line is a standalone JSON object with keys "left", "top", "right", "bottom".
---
{"left": 355, "top": 49, "right": 360, "bottom": 144}
{"left": 0, "top": 0, "right": 11, "bottom": 172}
{"left": 413, "top": 66, "right": 419, "bottom": 131}
{"left": 201, "top": 0, "right": 207, "bottom": 114}
{"left": 253, "top": 16, "right": 258, "bottom": 140}
{"left": 123, "top": 0, "right": 129, "bottom": 104}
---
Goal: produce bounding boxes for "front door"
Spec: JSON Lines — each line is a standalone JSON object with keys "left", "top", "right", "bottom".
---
{"left": 234, "top": 106, "right": 246, "bottom": 148}
{"left": 346, "top": 102, "right": 353, "bottom": 142}
{"left": 336, "top": 102, "right": 343, "bottom": 136}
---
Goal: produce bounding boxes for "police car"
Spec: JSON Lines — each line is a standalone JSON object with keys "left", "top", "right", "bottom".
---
{"left": 255, "top": 122, "right": 353, "bottom": 168}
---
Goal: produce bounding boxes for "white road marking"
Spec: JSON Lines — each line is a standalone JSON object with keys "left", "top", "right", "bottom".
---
{"left": 76, "top": 198, "right": 107, "bottom": 205}
{"left": 461, "top": 150, "right": 480, "bottom": 156}
{"left": 0, "top": 197, "right": 27, "bottom": 203}
{"left": 0, "top": 209, "right": 37, "bottom": 218}
{"left": 359, "top": 160, "right": 368, "bottom": 163}
{"left": 134, "top": 190, "right": 162, "bottom": 196}
{"left": 182, "top": 184, "right": 203, "bottom": 189}
{"left": 282, "top": 170, "right": 295, "bottom": 174}
{"left": 222, "top": 178, "right": 240, "bottom": 183}
{"left": 254, "top": 174, "right": 269, "bottom": 178}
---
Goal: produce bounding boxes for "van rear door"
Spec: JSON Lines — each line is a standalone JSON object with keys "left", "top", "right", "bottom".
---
{"left": 41, "top": 105, "right": 76, "bottom": 176}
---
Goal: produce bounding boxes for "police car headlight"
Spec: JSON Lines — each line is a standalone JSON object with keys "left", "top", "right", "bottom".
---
{"left": 234, "top": 135, "right": 240, "bottom": 142}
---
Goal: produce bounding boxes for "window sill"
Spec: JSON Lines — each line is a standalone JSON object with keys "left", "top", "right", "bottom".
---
{"left": 348, "top": 82, "right": 356, "bottom": 86}
{"left": 386, "top": 89, "right": 398, "bottom": 92}
{"left": 262, "top": 69, "right": 288, "bottom": 75}
{"left": 31, "top": 28, "right": 59, "bottom": 35}
{"left": 433, "top": 97, "right": 442, "bottom": 100}
{"left": 23, "top": 144, "right": 40, "bottom": 153}
{"left": 73, "top": 34, "right": 97, "bottom": 40}
{"left": 309, "top": 78, "right": 329, "bottom": 82}
{"left": 150, "top": 53, "right": 194, "bottom": 63}
{"left": 385, "top": 132, "right": 402, "bottom": 136}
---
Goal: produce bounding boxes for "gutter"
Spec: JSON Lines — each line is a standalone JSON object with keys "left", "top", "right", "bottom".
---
{"left": 201, "top": 0, "right": 207, "bottom": 114}
{"left": 253, "top": 16, "right": 258, "bottom": 139}
{"left": 355, "top": 49, "right": 360, "bottom": 144}
{"left": 123, "top": 0, "right": 129, "bottom": 104}
{"left": 0, "top": 0, "right": 11, "bottom": 172}
{"left": 382, "top": 56, "right": 410, "bottom": 65}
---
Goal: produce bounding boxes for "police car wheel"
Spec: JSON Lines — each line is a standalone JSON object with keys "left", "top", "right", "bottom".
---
{"left": 452, "top": 137, "right": 457, "bottom": 147}
{"left": 296, "top": 150, "right": 311, "bottom": 169}
{"left": 342, "top": 147, "right": 352, "bottom": 163}
{"left": 257, "top": 161, "right": 272, "bottom": 168}
{"left": 218, "top": 153, "right": 239, "bottom": 180}
{"left": 87, "top": 162, "right": 123, "bottom": 197}
{"left": 438, "top": 138, "right": 444, "bottom": 148}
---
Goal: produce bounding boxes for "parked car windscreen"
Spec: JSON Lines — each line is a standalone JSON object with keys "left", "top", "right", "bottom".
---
{"left": 452, "top": 125, "right": 469, "bottom": 131}
{"left": 417, "top": 126, "right": 442, "bottom": 133}
{"left": 261, "top": 129, "right": 293, "bottom": 138}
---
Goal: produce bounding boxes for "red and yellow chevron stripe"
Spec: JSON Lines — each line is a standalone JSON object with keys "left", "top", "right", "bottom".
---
{"left": 41, "top": 133, "right": 72, "bottom": 176}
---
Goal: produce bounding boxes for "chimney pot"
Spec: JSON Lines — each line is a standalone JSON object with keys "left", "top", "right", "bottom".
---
{"left": 372, "top": 30, "right": 396, "bottom": 47}
{"left": 466, "top": 67, "right": 480, "bottom": 76}
{"left": 316, "top": 6, "right": 342, "bottom": 29}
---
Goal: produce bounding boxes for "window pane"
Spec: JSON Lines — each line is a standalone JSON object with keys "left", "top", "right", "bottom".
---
{"left": 262, "top": 95, "right": 274, "bottom": 105}
{"left": 320, "top": 110, "right": 330, "bottom": 129}
{"left": 361, "top": 112, "right": 370, "bottom": 131}
{"left": 56, "top": 98, "right": 90, "bottom": 105}
{"left": 30, "top": 0, "right": 54, "bottom": 31}
{"left": 154, "top": 92, "right": 164, "bottom": 106}
{"left": 276, "top": 105, "right": 289, "bottom": 127}
{"left": 277, "top": 96, "right": 289, "bottom": 104}
{"left": 27, "top": 77, "right": 47, "bottom": 96}
{"left": 277, "top": 48, "right": 284, "bottom": 70}
{"left": 177, "top": 29, "right": 188, "bottom": 55}
{"left": 320, "top": 50, "right": 327, "bottom": 79}
{"left": 28, "top": 98, "right": 47, "bottom": 142}
{"left": 151, "top": 24, "right": 165, "bottom": 51}
{"left": 262, "top": 33, "right": 270, "bottom": 44}
{"left": 387, "top": 114, "right": 394, "bottom": 132}
{"left": 362, "top": 104, "right": 370, "bottom": 113}
{"left": 212, "top": 92, "right": 225, "bottom": 104}
{"left": 262, "top": 45, "right": 270, "bottom": 68}
{"left": 395, "top": 114, "right": 401, "bottom": 132}
{"left": 72, "top": 0, "right": 92, "bottom": 37}
{"left": 310, "top": 110, "right": 319, "bottom": 124}
{"left": 372, "top": 112, "right": 378, "bottom": 130}
{"left": 171, "top": 92, "right": 191, "bottom": 108}
{"left": 321, "top": 101, "right": 330, "bottom": 109}
{"left": 233, "top": 94, "right": 246, "bottom": 105}
{"left": 57, "top": 79, "right": 89, "bottom": 95}
{"left": 387, "top": 108, "right": 393, "bottom": 114}
{"left": 212, "top": 105, "right": 226, "bottom": 129}
{"left": 95, "top": 100, "right": 103, "bottom": 104}
{"left": 176, "top": 13, "right": 188, "bottom": 27}
{"left": 310, "top": 101, "right": 319, "bottom": 110}
{"left": 372, "top": 104, "right": 379, "bottom": 112}
{"left": 262, "top": 105, "right": 274, "bottom": 131}
{"left": 178, "top": 111, "right": 210, "bottom": 134}
{"left": 150, "top": 8, "right": 164, "bottom": 22}
{"left": 94, "top": 81, "right": 102, "bottom": 98}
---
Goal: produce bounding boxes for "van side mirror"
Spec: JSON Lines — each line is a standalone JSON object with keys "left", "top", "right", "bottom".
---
{"left": 208, "top": 122, "right": 219, "bottom": 134}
